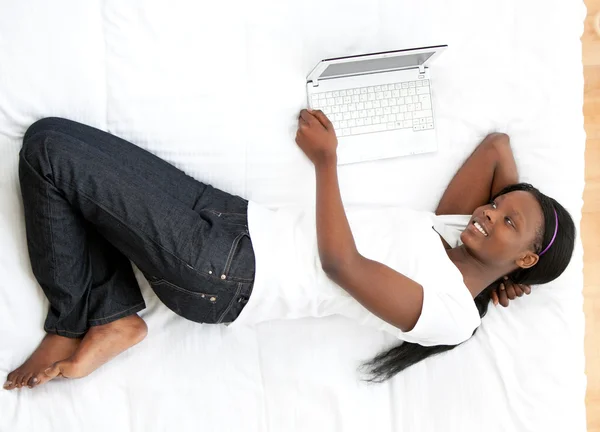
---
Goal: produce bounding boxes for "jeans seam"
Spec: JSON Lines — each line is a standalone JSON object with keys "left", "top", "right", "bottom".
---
{"left": 21, "top": 150, "right": 60, "bottom": 293}
{"left": 221, "top": 232, "right": 246, "bottom": 278}
{"left": 88, "top": 302, "right": 146, "bottom": 324}
{"left": 216, "top": 282, "right": 244, "bottom": 324}
{"left": 205, "top": 209, "right": 247, "bottom": 217}
{"left": 149, "top": 278, "right": 217, "bottom": 299}
{"left": 62, "top": 182, "right": 198, "bottom": 272}
{"left": 44, "top": 328, "right": 87, "bottom": 336}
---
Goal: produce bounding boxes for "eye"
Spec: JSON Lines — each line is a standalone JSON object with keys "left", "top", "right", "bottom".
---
{"left": 505, "top": 217, "right": 515, "bottom": 228}
{"left": 490, "top": 201, "right": 497, "bottom": 209}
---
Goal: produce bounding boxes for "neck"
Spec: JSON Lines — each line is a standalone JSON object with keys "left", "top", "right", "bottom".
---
{"left": 447, "top": 246, "right": 506, "bottom": 298}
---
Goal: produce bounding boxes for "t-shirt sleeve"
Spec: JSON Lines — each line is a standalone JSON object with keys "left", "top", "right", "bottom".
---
{"left": 399, "top": 282, "right": 480, "bottom": 347}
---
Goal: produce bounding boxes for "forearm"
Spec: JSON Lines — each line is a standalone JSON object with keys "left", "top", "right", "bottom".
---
{"left": 314, "top": 157, "right": 359, "bottom": 272}
{"left": 436, "top": 133, "right": 518, "bottom": 215}
{"left": 489, "top": 134, "right": 519, "bottom": 196}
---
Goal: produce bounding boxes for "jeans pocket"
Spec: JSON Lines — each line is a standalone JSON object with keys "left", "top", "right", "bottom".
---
{"left": 221, "top": 231, "right": 254, "bottom": 281}
{"left": 147, "top": 276, "right": 220, "bottom": 324}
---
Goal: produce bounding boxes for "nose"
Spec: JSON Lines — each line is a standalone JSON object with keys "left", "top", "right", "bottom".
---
{"left": 483, "top": 208, "right": 496, "bottom": 224}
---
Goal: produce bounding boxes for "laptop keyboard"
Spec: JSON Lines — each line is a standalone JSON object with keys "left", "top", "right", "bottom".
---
{"left": 309, "top": 80, "right": 433, "bottom": 137}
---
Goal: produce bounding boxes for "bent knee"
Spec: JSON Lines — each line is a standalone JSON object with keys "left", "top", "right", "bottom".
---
{"left": 23, "top": 117, "right": 71, "bottom": 147}
{"left": 21, "top": 117, "right": 85, "bottom": 162}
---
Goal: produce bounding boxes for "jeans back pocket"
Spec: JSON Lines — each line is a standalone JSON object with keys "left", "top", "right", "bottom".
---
{"left": 146, "top": 276, "right": 219, "bottom": 324}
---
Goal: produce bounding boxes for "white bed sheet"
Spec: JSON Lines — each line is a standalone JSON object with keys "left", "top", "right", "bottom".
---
{"left": 0, "top": 1, "right": 587, "bottom": 431}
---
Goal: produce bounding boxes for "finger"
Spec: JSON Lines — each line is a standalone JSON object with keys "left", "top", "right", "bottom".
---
{"left": 299, "top": 109, "right": 316, "bottom": 125}
{"left": 498, "top": 284, "right": 509, "bottom": 307}
{"left": 505, "top": 283, "right": 517, "bottom": 300}
{"left": 523, "top": 285, "right": 532, "bottom": 295}
{"left": 310, "top": 109, "right": 333, "bottom": 130}
{"left": 298, "top": 113, "right": 309, "bottom": 129}
{"left": 514, "top": 285, "right": 524, "bottom": 297}
{"left": 491, "top": 290, "right": 499, "bottom": 306}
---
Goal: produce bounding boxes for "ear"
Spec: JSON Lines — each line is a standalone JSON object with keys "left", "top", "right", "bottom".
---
{"left": 515, "top": 252, "right": 539, "bottom": 269}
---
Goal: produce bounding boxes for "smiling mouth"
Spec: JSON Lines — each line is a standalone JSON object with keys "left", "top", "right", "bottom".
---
{"left": 472, "top": 220, "right": 489, "bottom": 237}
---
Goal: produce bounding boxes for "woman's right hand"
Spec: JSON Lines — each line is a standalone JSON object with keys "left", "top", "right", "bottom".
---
{"left": 295, "top": 109, "right": 338, "bottom": 166}
{"left": 491, "top": 276, "right": 531, "bottom": 307}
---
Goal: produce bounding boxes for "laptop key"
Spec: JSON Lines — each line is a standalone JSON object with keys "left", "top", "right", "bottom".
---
{"left": 419, "top": 94, "right": 432, "bottom": 109}
{"left": 351, "top": 123, "right": 388, "bottom": 135}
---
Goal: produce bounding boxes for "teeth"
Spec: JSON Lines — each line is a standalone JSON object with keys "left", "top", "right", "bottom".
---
{"left": 474, "top": 221, "right": 488, "bottom": 236}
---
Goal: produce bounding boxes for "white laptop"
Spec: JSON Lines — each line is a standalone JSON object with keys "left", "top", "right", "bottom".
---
{"left": 306, "top": 45, "right": 447, "bottom": 165}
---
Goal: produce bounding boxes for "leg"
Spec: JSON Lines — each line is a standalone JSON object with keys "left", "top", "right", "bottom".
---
{"left": 8, "top": 118, "right": 254, "bottom": 388}
{"left": 5, "top": 225, "right": 148, "bottom": 389}
{"left": 6, "top": 151, "right": 147, "bottom": 389}
{"left": 22, "top": 117, "right": 247, "bottom": 214}
{"left": 20, "top": 118, "right": 254, "bottom": 324}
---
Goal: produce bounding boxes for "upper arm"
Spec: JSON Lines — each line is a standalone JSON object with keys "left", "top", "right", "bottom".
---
{"left": 324, "top": 254, "right": 424, "bottom": 332}
{"left": 435, "top": 133, "right": 518, "bottom": 216}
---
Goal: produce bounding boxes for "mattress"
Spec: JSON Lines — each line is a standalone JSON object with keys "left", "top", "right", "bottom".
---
{"left": 0, "top": 1, "right": 587, "bottom": 431}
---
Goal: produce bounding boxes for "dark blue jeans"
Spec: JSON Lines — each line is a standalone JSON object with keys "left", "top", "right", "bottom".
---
{"left": 19, "top": 118, "right": 255, "bottom": 338}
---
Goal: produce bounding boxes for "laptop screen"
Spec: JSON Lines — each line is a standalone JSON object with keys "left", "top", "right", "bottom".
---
{"left": 319, "top": 52, "right": 435, "bottom": 79}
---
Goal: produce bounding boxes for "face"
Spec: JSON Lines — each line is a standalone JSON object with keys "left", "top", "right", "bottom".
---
{"left": 460, "top": 191, "right": 544, "bottom": 270}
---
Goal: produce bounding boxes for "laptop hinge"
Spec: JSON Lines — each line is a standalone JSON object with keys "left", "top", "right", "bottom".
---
{"left": 418, "top": 64, "right": 426, "bottom": 74}
{"left": 310, "top": 79, "right": 319, "bottom": 88}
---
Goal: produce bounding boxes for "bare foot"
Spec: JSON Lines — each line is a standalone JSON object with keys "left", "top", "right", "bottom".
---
{"left": 30, "top": 314, "right": 147, "bottom": 388}
{"left": 4, "top": 334, "right": 81, "bottom": 390}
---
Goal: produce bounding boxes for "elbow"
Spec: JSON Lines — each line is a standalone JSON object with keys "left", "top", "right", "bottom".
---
{"left": 321, "top": 258, "right": 342, "bottom": 277}
{"left": 320, "top": 253, "right": 358, "bottom": 279}
{"left": 485, "top": 132, "right": 511, "bottom": 150}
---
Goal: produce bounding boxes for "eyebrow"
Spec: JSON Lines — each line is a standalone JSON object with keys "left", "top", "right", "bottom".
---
{"left": 512, "top": 210, "right": 523, "bottom": 228}
{"left": 497, "top": 195, "right": 523, "bottom": 228}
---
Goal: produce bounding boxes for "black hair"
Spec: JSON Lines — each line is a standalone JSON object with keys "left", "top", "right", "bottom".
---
{"left": 361, "top": 183, "right": 576, "bottom": 383}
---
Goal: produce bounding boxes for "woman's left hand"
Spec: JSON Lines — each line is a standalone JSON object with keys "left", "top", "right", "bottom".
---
{"left": 295, "top": 109, "right": 338, "bottom": 166}
{"left": 491, "top": 276, "right": 531, "bottom": 307}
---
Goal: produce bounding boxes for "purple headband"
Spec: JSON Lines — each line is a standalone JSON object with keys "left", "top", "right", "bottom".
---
{"left": 539, "top": 208, "right": 558, "bottom": 256}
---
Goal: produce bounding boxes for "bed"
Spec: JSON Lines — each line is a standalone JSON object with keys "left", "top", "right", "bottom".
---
{"left": 0, "top": 1, "right": 587, "bottom": 431}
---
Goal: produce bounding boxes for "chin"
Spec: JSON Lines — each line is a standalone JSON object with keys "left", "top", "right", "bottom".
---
{"left": 460, "top": 230, "right": 484, "bottom": 257}
{"left": 460, "top": 229, "right": 475, "bottom": 247}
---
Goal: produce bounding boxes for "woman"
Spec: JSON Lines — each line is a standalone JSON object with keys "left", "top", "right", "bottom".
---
{"left": 4, "top": 110, "right": 575, "bottom": 390}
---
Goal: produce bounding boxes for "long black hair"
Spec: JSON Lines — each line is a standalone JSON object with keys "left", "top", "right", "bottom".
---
{"left": 361, "top": 183, "right": 576, "bottom": 383}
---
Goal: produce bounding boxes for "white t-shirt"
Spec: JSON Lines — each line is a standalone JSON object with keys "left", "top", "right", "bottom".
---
{"left": 229, "top": 202, "right": 480, "bottom": 347}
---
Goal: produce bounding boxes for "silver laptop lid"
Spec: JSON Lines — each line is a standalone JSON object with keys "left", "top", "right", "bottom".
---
{"left": 307, "top": 45, "right": 447, "bottom": 87}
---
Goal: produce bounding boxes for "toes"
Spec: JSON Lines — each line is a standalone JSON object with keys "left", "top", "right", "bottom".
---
{"left": 27, "top": 375, "right": 40, "bottom": 387}
{"left": 23, "top": 373, "right": 34, "bottom": 388}
{"left": 14, "top": 374, "right": 25, "bottom": 389}
{"left": 4, "top": 372, "right": 17, "bottom": 390}
{"left": 18, "top": 374, "right": 30, "bottom": 389}
{"left": 44, "top": 362, "right": 62, "bottom": 380}
{"left": 52, "top": 360, "right": 83, "bottom": 379}
{"left": 31, "top": 370, "right": 52, "bottom": 387}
